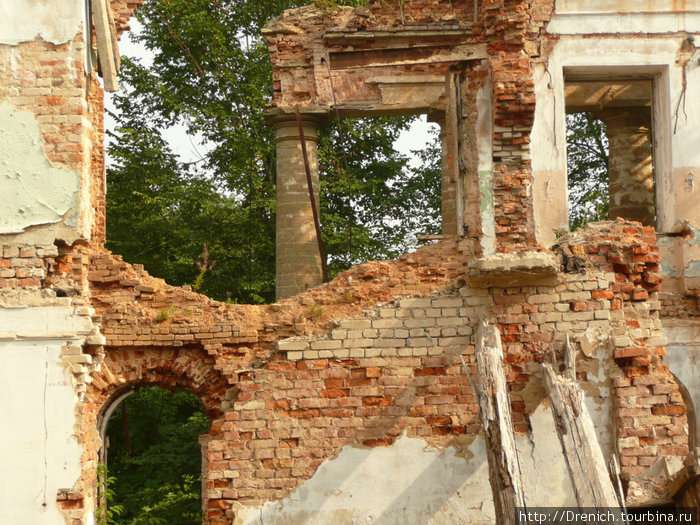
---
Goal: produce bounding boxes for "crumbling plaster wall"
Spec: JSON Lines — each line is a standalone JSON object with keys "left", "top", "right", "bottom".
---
{"left": 0, "top": 1, "right": 114, "bottom": 523}
{"left": 530, "top": 5, "right": 700, "bottom": 439}
{"left": 663, "top": 318, "right": 700, "bottom": 445}
{"left": 2, "top": 1, "right": 699, "bottom": 524}
{"left": 78, "top": 218, "right": 687, "bottom": 523}
{"left": 263, "top": 0, "right": 557, "bottom": 254}
{"left": 531, "top": 4, "right": 700, "bottom": 290}
{"left": 0, "top": 288, "right": 105, "bottom": 524}
{"left": 0, "top": 1, "right": 98, "bottom": 245}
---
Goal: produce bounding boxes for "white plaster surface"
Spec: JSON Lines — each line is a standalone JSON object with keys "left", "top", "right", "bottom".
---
{"left": 234, "top": 435, "right": 495, "bottom": 525}
{"left": 0, "top": 0, "right": 84, "bottom": 45}
{"left": 579, "top": 329, "right": 615, "bottom": 457}
{"left": 674, "top": 61, "right": 700, "bottom": 169}
{"left": 549, "top": 1, "right": 700, "bottom": 34}
{"left": 235, "top": 405, "right": 576, "bottom": 525}
{"left": 0, "top": 306, "right": 95, "bottom": 340}
{"left": 531, "top": 34, "right": 700, "bottom": 242}
{"left": 531, "top": 61, "right": 568, "bottom": 246}
{"left": 555, "top": 0, "right": 700, "bottom": 14}
{"left": 663, "top": 319, "right": 700, "bottom": 443}
{"left": 522, "top": 404, "right": 578, "bottom": 507}
{"left": 476, "top": 76, "right": 496, "bottom": 255}
{"left": 0, "top": 340, "right": 82, "bottom": 524}
{"left": 0, "top": 101, "right": 80, "bottom": 235}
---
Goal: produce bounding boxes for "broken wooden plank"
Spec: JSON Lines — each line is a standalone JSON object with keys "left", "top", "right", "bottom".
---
{"left": 106, "top": 0, "right": 121, "bottom": 72}
{"left": 542, "top": 362, "right": 621, "bottom": 507}
{"left": 473, "top": 320, "right": 526, "bottom": 525}
{"left": 610, "top": 454, "right": 629, "bottom": 515}
{"left": 91, "top": 0, "right": 119, "bottom": 92}
{"left": 564, "top": 334, "right": 576, "bottom": 381}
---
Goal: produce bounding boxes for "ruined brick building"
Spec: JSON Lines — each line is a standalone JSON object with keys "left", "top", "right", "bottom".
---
{"left": 1, "top": 0, "right": 699, "bottom": 523}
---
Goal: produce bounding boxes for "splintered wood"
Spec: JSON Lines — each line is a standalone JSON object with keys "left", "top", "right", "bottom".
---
{"left": 91, "top": 0, "right": 119, "bottom": 92}
{"left": 543, "top": 345, "right": 620, "bottom": 508}
{"left": 473, "top": 320, "right": 526, "bottom": 525}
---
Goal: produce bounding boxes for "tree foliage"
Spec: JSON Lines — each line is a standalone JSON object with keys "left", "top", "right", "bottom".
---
{"left": 104, "top": 0, "right": 442, "bottom": 519}
{"left": 104, "top": 387, "right": 210, "bottom": 524}
{"left": 566, "top": 112, "right": 610, "bottom": 229}
{"left": 106, "top": 0, "right": 441, "bottom": 302}
{"left": 318, "top": 117, "right": 440, "bottom": 274}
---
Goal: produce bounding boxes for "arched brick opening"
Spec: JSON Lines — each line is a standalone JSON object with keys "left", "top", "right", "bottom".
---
{"left": 91, "top": 347, "right": 229, "bottom": 419}
{"left": 83, "top": 346, "right": 231, "bottom": 524}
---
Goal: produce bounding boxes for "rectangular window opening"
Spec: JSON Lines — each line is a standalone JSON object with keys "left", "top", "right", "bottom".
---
{"left": 564, "top": 77, "right": 656, "bottom": 229}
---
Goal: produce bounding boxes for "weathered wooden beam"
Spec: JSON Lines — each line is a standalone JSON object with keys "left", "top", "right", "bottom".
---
{"left": 106, "top": 0, "right": 121, "bottom": 72}
{"left": 542, "top": 362, "right": 621, "bottom": 507}
{"left": 91, "top": 0, "right": 119, "bottom": 92}
{"left": 473, "top": 320, "right": 526, "bottom": 525}
{"left": 328, "top": 43, "right": 487, "bottom": 70}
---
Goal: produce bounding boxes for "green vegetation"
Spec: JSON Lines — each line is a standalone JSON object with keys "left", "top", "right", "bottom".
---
{"left": 104, "top": 387, "right": 210, "bottom": 524}
{"left": 566, "top": 112, "right": 610, "bottom": 229}
{"left": 106, "top": 0, "right": 440, "bottom": 304}
{"left": 96, "top": 463, "right": 124, "bottom": 525}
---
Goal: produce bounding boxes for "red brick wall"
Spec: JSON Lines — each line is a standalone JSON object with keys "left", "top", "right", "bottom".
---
{"left": 72, "top": 221, "right": 688, "bottom": 522}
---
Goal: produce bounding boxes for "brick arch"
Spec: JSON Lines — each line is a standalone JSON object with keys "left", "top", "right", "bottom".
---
{"left": 89, "top": 347, "right": 231, "bottom": 420}
{"left": 671, "top": 372, "right": 697, "bottom": 450}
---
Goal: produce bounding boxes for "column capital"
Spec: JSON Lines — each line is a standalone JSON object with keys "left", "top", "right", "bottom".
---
{"left": 264, "top": 106, "right": 330, "bottom": 129}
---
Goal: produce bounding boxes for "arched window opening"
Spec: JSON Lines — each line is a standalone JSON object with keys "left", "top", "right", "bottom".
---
{"left": 99, "top": 386, "right": 210, "bottom": 524}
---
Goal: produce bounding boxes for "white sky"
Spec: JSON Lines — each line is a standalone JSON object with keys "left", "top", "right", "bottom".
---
{"left": 104, "top": 19, "right": 436, "bottom": 168}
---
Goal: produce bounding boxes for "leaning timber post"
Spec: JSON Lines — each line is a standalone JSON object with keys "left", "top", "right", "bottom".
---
{"left": 473, "top": 320, "right": 527, "bottom": 525}
{"left": 542, "top": 360, "right": 621, "bottom": 508}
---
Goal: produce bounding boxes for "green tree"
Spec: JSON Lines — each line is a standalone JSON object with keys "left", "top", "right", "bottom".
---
{"left": 319, "top": 117, "right": 441, "bottom": 274}
{"left": 566, "top": 112, "right": 609, "bottom": 228}
{"left": 106, "top": 0, "right": 441, "bottom": 301}
{"left": 104, "top": 387, "right": 210, "bottom": 524}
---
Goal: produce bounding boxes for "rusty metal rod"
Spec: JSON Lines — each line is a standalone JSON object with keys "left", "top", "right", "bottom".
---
{"left": 295, "top": 106, "right": 329, "bottom": 283}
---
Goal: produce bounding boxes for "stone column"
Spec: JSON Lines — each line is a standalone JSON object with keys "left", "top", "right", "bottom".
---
{"left": 598, "top": 107, "right": 655, "bottom": 226}
{"left": 269, "top": 110, "right": 327, "bottom": 300}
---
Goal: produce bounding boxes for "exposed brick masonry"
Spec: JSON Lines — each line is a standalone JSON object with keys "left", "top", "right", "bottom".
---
{"left": 74, "top": 221, "right": 689, "bottom": 522}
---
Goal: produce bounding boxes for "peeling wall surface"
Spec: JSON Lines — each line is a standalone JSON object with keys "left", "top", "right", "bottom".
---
{"left": 0, "top": 305, "right": 94, "bottom": 524}
{"left": 234, "top": 408, "right": 576, "bottom": 525}
{"left": 2, "top": 1, "right": 700, "bottom": 524}
{"left": 663, "top": 319, "right": 700, "bottom": 444}
{"left": 532, "top": 7, "right": 700, "bottom": 298}
{"left": 0, "top": 101, "right": 80, "bottom": 235}
{"left": 0, "top": 344, "right": 83, "bottom": 524}
{"left": 0, "top": 0, "right": 84, "bottom": 45}
{"left": 531, "top": 34, "right": 699, "bottom": 245}
{"left": 550, "top": 0, "right": 700, "bottom": 33}
{"left": 234, "top": 435, "right": 497, "bottom": 525}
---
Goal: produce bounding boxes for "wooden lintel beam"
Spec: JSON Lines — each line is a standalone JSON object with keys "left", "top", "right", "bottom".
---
{"left": 329, "top": 43, "right": 487, "bottom": 70}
